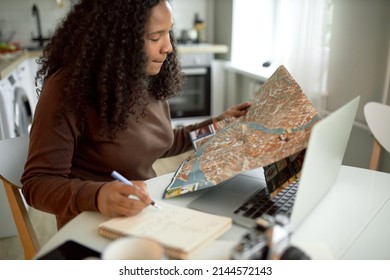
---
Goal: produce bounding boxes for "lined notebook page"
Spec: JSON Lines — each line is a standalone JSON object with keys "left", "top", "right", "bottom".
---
{"left": 98, "top": 200, "right": 232, "bottom": 259}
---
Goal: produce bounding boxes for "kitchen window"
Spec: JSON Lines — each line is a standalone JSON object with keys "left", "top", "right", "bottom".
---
{"left": 231, "top": 0, "right": 275, "bottom": 69}
{"left": 231, "top": 0, "right": 333, "bottom": 112}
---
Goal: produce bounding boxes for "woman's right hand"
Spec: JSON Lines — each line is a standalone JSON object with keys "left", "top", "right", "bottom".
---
{"left": 96, "top": 180, "right": 152, "bottom": 218}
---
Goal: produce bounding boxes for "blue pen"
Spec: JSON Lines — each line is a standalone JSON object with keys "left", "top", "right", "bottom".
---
{"left": 111, "top": 170, "right": 162, "bottom": 210}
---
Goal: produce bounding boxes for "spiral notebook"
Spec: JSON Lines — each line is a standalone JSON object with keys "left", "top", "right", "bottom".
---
{"left": 98, "top": 200, "right": 232, "bottom": 259}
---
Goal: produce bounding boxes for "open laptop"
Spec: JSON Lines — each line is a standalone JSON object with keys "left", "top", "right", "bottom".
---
{"left": 188, "top": 96, "right": 360, "bottom": 231}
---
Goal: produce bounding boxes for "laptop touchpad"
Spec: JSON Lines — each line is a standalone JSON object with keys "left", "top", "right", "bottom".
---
{"left": 188, "top": 174, "right": 266, "bottom": 214}
{"left": 218, "top": 174, "right": 266, "bottom": 194}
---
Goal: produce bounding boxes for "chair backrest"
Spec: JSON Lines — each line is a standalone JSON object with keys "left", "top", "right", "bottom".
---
{"left": 364, "top": 102, "right": 390, "bottom": 170}
{"left": 0, "top": 135, "right": 40, "bottom": 259}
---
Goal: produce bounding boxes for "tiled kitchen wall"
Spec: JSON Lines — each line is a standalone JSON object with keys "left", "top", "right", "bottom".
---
{"left": 0, "top": 0, "right": 71, "bottom": 48}
{"left": 0, "top": 0, "right": 209, "bottom": 48}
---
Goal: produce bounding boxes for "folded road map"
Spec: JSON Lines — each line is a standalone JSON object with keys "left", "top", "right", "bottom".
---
{"left": 164, "top": 65, "right": 320, "bottom": 198}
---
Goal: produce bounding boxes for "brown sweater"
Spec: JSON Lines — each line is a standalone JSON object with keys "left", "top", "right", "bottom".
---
{"left": 21, "top": 69, "right": 212, "bottom": 229}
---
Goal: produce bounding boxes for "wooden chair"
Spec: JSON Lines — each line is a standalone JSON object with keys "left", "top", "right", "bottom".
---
{"left": 364, "top": 102, "right": 390, "bottom": 170}
{"left": 0, "top": 135, "right": 40, "bottom": 259}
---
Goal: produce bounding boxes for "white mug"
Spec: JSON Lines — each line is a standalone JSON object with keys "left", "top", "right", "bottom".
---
{"left": 102, "top": 237, "right": 166, "bottom": 260}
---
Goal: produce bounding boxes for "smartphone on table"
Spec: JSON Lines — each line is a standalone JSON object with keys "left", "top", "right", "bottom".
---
{"left": 37, "top": 240, "right": 101, "bottom": 260}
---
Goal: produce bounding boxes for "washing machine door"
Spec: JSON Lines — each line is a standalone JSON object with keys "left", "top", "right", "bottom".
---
{"left": 14, "top": 87, "right": 32, "bottom": 137}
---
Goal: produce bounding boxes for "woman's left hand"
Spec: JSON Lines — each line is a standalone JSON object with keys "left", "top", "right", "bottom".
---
{"left": 213, "top": 101, "right": 251, "bottom": 123}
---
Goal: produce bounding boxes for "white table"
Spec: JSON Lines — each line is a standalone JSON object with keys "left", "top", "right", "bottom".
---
{"left": 35, "top": 165, "right": 390, "bottom": 260}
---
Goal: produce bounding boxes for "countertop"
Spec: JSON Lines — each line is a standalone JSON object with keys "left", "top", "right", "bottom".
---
{"left": 0, "top": 50, "right": 42, "bottom": 80}
{"left": 0, "top": 44, "right": 228, "bottom": 80}
{"left": 224, "top": 61, "right": 279, "bottom": 83}
{"left": 178, "top": 44, "right": 228, "bottom": 54}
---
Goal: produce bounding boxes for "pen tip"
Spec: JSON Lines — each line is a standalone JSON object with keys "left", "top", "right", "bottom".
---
{"left": 151, "top": 201, "right": 162, "bottom": 210}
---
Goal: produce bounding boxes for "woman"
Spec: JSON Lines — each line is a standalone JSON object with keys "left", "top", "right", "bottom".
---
{"left": 22, "top": 0, "right": 250, "bottom": 229}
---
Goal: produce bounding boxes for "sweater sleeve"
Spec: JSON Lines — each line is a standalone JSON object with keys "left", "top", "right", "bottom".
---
{"left": 161, "top": 118, "right": 213, "bottom": 158}
{"left": 21, "top": 72, "right": 104, "bottom": 225}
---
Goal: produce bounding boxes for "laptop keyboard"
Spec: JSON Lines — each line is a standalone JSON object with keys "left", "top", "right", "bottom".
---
{"left": 233, "top": 179, "right": 300, "bottom": 219}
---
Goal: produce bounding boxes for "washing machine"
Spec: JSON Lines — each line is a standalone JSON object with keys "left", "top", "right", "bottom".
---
{"left": 0, "top": 60, "right": 36, "bottom": 139}
{"left": 0, "top": 59, "right": 36, "bottom": 238}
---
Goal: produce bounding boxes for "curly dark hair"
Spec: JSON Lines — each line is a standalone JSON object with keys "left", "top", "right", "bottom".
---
{"left": 36, "top": 0, "right": 183, "bottom": 139}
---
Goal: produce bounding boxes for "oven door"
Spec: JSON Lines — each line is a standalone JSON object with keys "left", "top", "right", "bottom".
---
{"left": 169, "top": 66, "right": 211, "bottom": 118}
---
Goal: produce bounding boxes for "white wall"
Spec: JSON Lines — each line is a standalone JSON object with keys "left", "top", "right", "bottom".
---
{"left": 171, "top": 0, "right": 209, "bottom": 41}
{"left": 327, "top": 0, "right": 390, "bottom": 121}
{"left": 326, "top": 0, "right": 390, "bottom": 172}
{"left": 0, "top": 0, "right": 210, "bottom": 49}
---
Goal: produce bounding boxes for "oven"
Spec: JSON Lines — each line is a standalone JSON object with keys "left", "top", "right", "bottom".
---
{"left": 169, "top": 52, "right": 212, "bottom": 120}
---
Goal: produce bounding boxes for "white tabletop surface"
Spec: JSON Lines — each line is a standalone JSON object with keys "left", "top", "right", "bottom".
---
{"left": 35, "top": 165, "right": 390, "bottom": 260}
{"left": 291, "top": 165, "right": 390, "bottom": 259}
{"left": 35, "top": 172, "right": 249, "bottom": 260}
